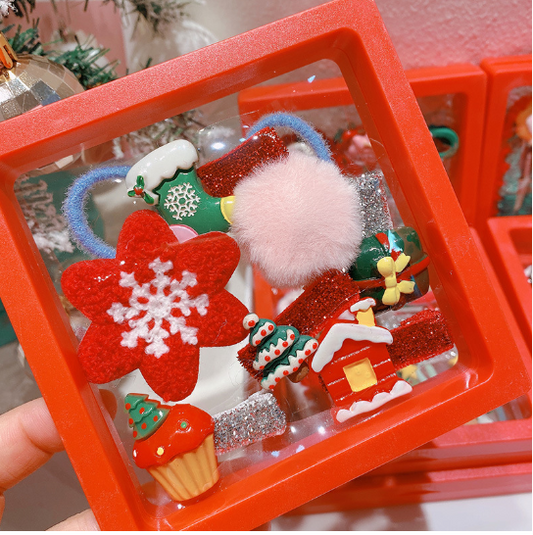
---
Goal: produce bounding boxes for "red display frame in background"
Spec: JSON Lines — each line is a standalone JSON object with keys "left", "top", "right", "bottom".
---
{"left": 377, "top": 228, "right": 531, "bottom": 479}
{"left": 485, "top": 216, "right": 532, "bottom": 350}
{"left": 477, "top": 56, "right": 532, "bottom": 225}
{"left": 477, "top": 56, "right": 532, "bottom": 351}
{"left": 287, "top": 461, "right": 532, "bottom": 515}
{"left": 238, "top": 63, "right": 487, "bottom": 225}
{"left": 0, "top": 1, "right": 529, "bottom": 530}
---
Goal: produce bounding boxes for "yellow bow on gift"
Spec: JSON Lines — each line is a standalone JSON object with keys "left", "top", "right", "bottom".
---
{"left": 376, "top": 253, "right": 416, "bottom": 306}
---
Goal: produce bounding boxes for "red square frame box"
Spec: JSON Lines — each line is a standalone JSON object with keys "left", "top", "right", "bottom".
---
{"left": 0, "top": 0, "right": 529, "bottom": 530}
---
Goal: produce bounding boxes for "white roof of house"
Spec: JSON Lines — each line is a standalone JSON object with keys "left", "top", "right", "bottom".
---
{"left": 311, "top": 323, "right": 393, "bottom": 373}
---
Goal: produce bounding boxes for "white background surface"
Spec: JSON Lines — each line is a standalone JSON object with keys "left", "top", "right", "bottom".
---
{"left": 185, "top": 0, "right": 532, "bottom": 69}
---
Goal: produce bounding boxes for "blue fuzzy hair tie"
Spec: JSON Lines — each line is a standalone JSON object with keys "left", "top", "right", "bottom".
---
{"left": 246, "top": 112, "right": 332, "bottom": 162}
{"left": 63, "top": 166, "right": 130, "bottom": 258}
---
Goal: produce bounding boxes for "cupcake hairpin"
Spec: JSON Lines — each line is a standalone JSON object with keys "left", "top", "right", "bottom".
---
{"left": 125, "top": 392, "right": 286, "bottom": 502}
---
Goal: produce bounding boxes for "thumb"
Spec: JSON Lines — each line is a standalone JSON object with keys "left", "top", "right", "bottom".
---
{"left": 48, "top": 509, "right": 99, "bottom": 531}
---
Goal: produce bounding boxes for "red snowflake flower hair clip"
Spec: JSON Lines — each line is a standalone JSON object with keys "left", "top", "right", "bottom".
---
{"left": 61, "top": 210, "right": 249, "bottom": 401}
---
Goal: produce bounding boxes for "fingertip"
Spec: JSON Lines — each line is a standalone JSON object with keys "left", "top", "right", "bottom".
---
{"left": 19, "top": 398, "right": 64, "bottom": 455}
{"left": 48, "top": 509, "right": 100, "bottom": 531}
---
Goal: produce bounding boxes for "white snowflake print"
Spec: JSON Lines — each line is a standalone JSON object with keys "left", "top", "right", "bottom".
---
{"left": 106, "top": 258, "right": 209, "bottom": 358}
{"left": 163, "top": 182, "right": 201, "bottom": 222}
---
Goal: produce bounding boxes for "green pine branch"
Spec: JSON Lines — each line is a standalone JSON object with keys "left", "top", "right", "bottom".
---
{"left": 1, "top": 21, "right": 43, "bottom": 55}
{"left": 48, "top": 40, "right": 119, "bottom": 89}
{"left": 96, "top": 0, "right": 193, "bottom": 33}
{"left": 9, "top": 0, "right": 36, "bottom": 21}
{"left": 1, "top": 21, "right": 119, "bottom": 90}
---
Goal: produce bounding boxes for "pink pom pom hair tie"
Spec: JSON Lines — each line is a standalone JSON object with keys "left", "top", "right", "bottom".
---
{"left": 229, "top": 113, "right": 362, "bottom": 288}
{"left": 230, "top": 149, "right": 362, "bottom": 288}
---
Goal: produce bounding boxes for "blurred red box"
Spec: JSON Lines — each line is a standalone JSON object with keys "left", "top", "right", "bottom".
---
{"left": 478, "top": 56, "right": 532, "bottom": 351}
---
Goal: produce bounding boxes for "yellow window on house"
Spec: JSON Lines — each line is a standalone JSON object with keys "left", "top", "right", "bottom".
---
{"left": 343, "top": 357, "right": 378, "bottom": 392}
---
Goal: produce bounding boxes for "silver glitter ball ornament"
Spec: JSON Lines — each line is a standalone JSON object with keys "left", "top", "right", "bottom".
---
{"left": 0, "top": 53, "right": 84, "bottom": 173}
{"left": 0, "top": 53, "right": 84, "bottom": 121}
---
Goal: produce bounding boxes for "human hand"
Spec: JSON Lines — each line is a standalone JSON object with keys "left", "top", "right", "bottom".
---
{"left": 0, "top": 397, "right": 100, "bottom": 531}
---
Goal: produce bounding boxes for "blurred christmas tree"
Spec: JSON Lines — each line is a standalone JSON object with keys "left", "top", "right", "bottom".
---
{"left": 99, "top": 0, "right": 193, "bottom": 33}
